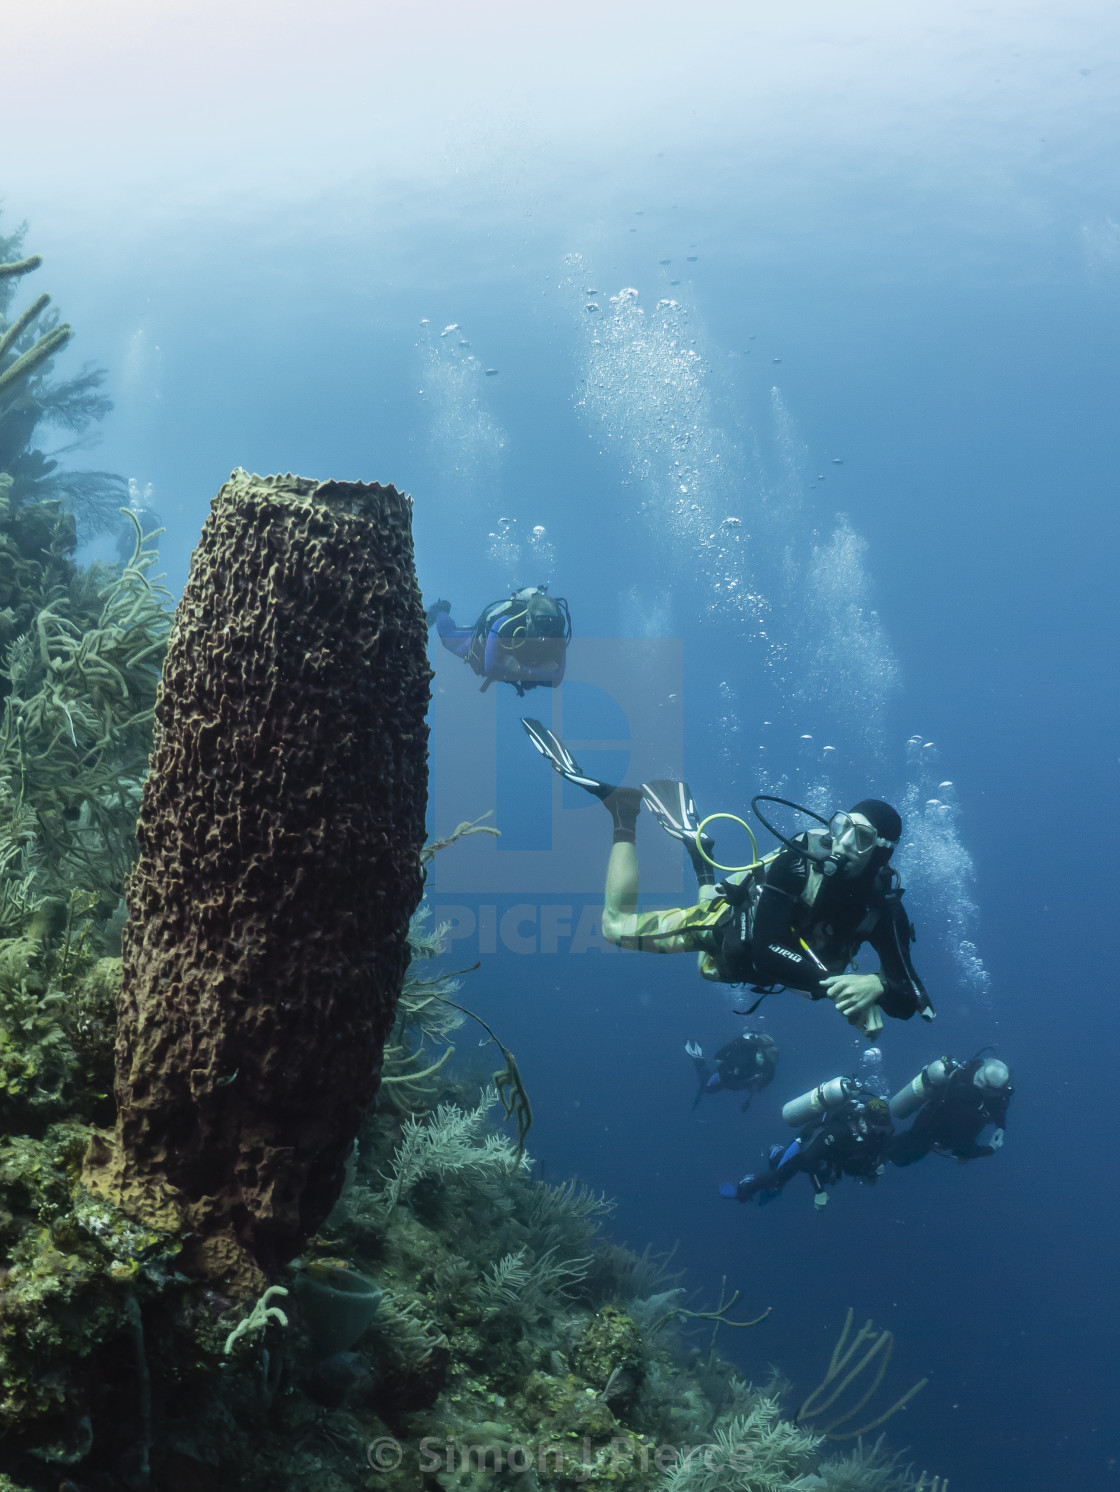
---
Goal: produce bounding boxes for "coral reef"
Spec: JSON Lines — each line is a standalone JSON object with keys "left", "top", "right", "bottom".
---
{"left": 0, "top": 231, "right": 953, "bottom": 1490}
{"left": 2, "top": 898, "right": 950, "bottom": 1488}
{"left": 0, "top": 234, "right": 182, "bottom": 1477}
{"left": 84, "top": 470, "right": 432, "bottom": 1285}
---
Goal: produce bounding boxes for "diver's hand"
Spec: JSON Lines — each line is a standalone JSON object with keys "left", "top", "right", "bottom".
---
{"left": 685, "top": 1041, "right": 703, "bottom": 1059}
{"left": 821, "top": 973, "right": 884, "bottom": 1019}
{"left": 990, "top": 1129, "right": 1004, "bottom": 1150}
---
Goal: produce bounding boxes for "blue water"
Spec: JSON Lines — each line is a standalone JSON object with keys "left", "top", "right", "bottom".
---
{"left": 9, "top": 3, "right": 1120, "bottom": 1485}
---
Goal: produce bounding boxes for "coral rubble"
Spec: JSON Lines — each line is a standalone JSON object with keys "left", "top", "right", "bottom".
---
{"left": 84, "top": 470, "right": 432, "bottom": 1284}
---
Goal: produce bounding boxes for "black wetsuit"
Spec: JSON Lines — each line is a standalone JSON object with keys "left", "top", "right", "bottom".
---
{"left": 714, "top": 835, "right": 929, "bottom": 1020}
{"left": 737, "top": 1092, "right": 895, "bottom": 1202}
{"left": 889, "top": 1059, "right": 1011, "bottom": 1165}
{"left": 691, "top": 1034, "right": 778, "bottom": 1110}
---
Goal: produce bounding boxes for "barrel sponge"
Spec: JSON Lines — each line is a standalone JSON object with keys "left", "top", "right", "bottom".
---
{"left": 84, "top": 470, "right": 431, "bottom": 1285}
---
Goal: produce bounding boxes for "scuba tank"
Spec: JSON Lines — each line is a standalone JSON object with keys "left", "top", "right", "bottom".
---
{"left": 782, "top": 1075, "right": 860, "bottom": 1129}
{"left": 889, "top": 1057, "right": 953, "bottom": 1119}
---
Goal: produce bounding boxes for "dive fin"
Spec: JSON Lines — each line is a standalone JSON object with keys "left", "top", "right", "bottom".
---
{"left": 642, "top": 778, "right": 715, "bottom": 883}
{"left": 641, "top": 780, "right": 702, "bottom": 841}
{"left": 520, "top": 718, "right": 606, "bottom": 791}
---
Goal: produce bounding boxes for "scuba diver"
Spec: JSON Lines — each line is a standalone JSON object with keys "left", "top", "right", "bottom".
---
{"left": 723, "top": 1076, "right": 895, "bottom": 1209}
{"left": 888, "top": 1054, "right": 1013, "bottom": 1165}
{"left": 427, "top": 586, "right": 571, "bottom": 696}
{"left": 685, "top": 1031, "right": 779, "bottom": 1111}
{"left": 519, "top": 720, "right": 931, "bottom": 1036}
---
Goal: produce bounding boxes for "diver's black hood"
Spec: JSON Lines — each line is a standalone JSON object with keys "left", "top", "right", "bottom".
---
{"left": 848, "top": 798, "right": 902, "bottom": 845}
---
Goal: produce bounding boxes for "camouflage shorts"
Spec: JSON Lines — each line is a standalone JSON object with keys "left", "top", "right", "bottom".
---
{"left": 612, "top": 896, "right": 726, "bottom": 961}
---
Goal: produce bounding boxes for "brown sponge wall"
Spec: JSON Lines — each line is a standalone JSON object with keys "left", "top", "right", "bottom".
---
{"left": 86, "top": 469, "right": 430, "bottom": 1283}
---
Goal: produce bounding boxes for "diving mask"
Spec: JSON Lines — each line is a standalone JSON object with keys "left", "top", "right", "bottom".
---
{"left": 828, "top": 812, "right": 883, "bottom": 856}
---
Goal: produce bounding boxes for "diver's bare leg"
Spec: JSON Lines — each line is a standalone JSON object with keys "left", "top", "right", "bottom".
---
{"left": 602, "top": 840, "right": 640, "bottom": 942}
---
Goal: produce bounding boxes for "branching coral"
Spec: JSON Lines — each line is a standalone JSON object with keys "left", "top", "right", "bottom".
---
{"left": 378, "top": 1089, "right": 532, "bottom": 1211}
{"left": 377, "top": 907, "right": 464, "bottom": 1114}
{"left": 373, "top": 1287, "right": 449, "bottom": 1369}
{"left": 581, "top": 1239, "right": 685, "bottom": 1305}
{"left": 395, "top": 906, "right": 468, "bottom": 1046}
{"left": 797, "top": 1308, "right": 929, "bottom": 1441}
{"left": 0, "top": 936, "right": 75, "bottom": 1118}
{"left": 522, "top": 1177, "right": 614, "bottom": 1256}
{"left": 660, "top": 1392, "right": 821, "bottom": 1491}
{"left": 803, "top": 1438, "right": 947, "bottom": 1492}
{"left": 0, "top": 509, "right": 171, "bottom": 906}
{"left": 474, "top": 1245, "right": 591, "bottom": 1322}
{"left": 420, "top": 811, "right": 500, "bottom": 864}
{"left": 222, "top": 1285, "right": 290, "bottom": 1356}
{"left": 0, "top": 229, "right": 125, "bottom": 533}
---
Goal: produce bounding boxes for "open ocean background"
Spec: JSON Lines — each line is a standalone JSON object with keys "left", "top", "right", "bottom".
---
{"left": 6, "top": 3, "right": 1119, "bottom": 1487}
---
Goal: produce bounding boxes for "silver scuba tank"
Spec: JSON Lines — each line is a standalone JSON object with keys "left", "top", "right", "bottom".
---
{"left": 889, "top": 1057, "right": 951, "bottom": 1119}
{"left": 782, "top": 1075, "right": 859, "bottom": 1128}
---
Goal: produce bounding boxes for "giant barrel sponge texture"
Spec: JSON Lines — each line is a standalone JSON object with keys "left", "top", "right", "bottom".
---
{"left": 85, "top": 470, "right": 431, "bottom": 1286}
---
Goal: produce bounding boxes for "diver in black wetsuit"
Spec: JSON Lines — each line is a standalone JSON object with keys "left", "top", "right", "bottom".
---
{"left": 685, "top": 1031, "right": 779, "bottom": 1111}
{"left": 888, "top": 1055, "right": 1013, "bottom": 1165}
{"left": 724, "top": 1077, "right": 895, "bottom": 1209}
{"left": 518, "top": 719, "right": 931, "bottom": 1038}
{"left": 730, "top": 800, "right": 928, "bottom": 1035}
